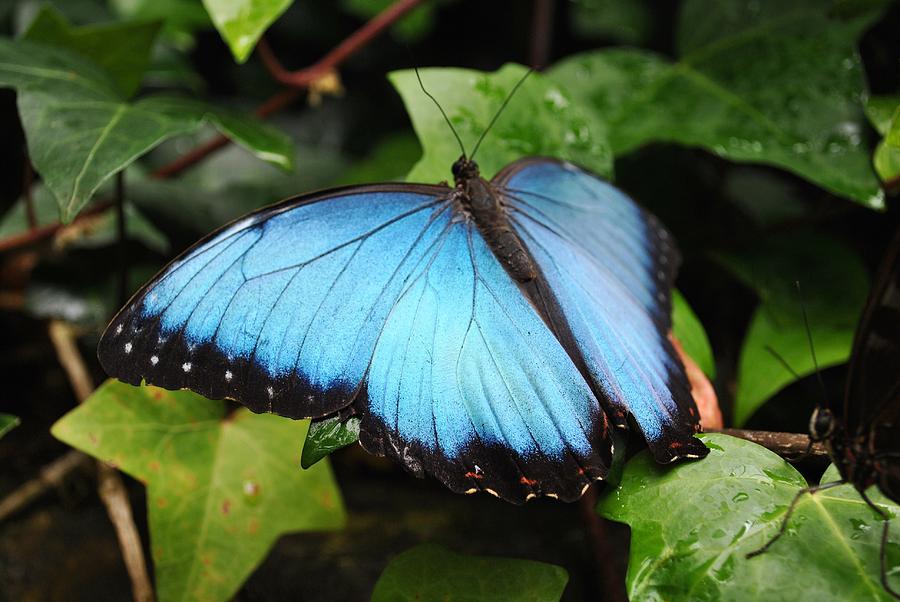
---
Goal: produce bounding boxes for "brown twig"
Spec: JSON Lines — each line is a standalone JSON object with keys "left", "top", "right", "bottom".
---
{"left": 708, "top": 428, "right": 827, "bottom": 460}
{"left": 0, "top": 450, "right": 90, "bottom": 521}
{"left": 579, "top": 484, "right": 627, "bottom": 602}
{"left": 48, "top": 321, "right": 155, "bottom": 602}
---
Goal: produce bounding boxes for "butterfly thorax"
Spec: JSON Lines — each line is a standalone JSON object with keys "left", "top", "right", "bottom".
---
{"left": 452, "top": 156, "right": 537, "bottom": 283}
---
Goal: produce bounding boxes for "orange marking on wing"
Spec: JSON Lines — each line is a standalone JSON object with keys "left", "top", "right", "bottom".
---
{"left": 520, "top": 476, "right": 538, "bottom": 487}
{"left": 464, "top": 471, "right": 483, "bottom": 480}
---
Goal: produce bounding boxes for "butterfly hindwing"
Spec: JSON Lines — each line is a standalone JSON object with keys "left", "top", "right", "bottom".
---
{"left": 99, "top": 185, "right": 450, "bottom": 419}
{"left": 494, "top": 157, "right": 707, "bottom": 463}
{"left": 358, "top": 215, "right": 613, "bottom": 502}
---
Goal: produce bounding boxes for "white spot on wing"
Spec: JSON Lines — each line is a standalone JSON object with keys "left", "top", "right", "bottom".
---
{"left": 150, "top": 356, "right": 159, "bottom": 366}
{"left": 182, "top": 362, "right": 192, "bottom": 372}
{"left": 115, "top": 324, "right": 123, "bottom": 335}
{"left": 124, "top": 342, "right": 132, "bottom": 354}
{"left": 225, "top": 370, "right": 233, "bottom": 382}
{"left": 266, "top": 386, "right": 274, "bottom": 398}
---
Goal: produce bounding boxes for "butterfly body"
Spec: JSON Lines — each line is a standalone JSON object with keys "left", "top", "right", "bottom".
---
{"left": 99, "top": 156, "right": 707, "bottom": 503}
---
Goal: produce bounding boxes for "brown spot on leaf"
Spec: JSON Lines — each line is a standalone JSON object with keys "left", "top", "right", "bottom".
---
{"left": 318, "top": 491, "right": 334, "bottom": 509}
{"left": 248, "top": 519, "right": 259, "bottom": 535}
{"left": 201, "top": 556, "right": 212, "bottom": 566}
{"left": 151, "top": 389, "right": 165, "bottom": 401}
{"left": 221, "top": 500, "right": 231, "bottom": 515}
{"left": 157, "top": 497, "right": 168, "bottom": 508}
{"left": 88, "top": 433, "right": 98, "bottom": 446}
{"left": 148, "top": 461, "right": 160, "bottom": 472}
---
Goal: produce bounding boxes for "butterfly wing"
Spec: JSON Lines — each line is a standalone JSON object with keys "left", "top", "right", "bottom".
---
{"left": 844, "top": 228, "right": 900, "bottom": 436}
{"left": 358, "top": 214, "right": 613, "bottom": 502}
{"left": 99, "top": 184, "right": 452, "bottom": 419}
{"left": 493, "top": 157, "right": 707, "bottom": 463}
{"left": 100, "top": 183, "right": 614, "bottom": 502}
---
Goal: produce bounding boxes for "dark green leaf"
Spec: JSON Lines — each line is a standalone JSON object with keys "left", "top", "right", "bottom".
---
{"left": 0, "top": 39, "right": 293, "bottom": 222}
{"left": 390, "top": 64, "right": 612, "bottom": 184}
{"left": 600, "top": 433, "right": 900, "bottom": 600}
{"left": 0, "top": 414, "right": 19, "bottom": 439}
{"left": 202, "top": 0, "right": 293, "bottom": 62}
{"left": 22, "top": 5, "right": 162, "bottom": 97}
{"left": 110, "top": 0, "right": 212, "bottom": 49}
{"left": 550, "top": 0, "right": 887, "bottom": 207}
{"left": 52, "top": 380, "right": 345, "bottom": 602}
{"left": 300, "top": 415, "right": 361, "bottom": 469}
{"left": 341, "top": 0, "right": 435, "bottom": 42}
{"left": 568, "top": 0, "right": 653, "bottom": 44}
{"left": 716, "top": 232, "right": 869, "bottom": 425}
{"left": 372, "top": 544, "right": 569, "bottom": 602}
{"left": 333, "top": 132, "right": 421, "bottom": 186}
{"left": 672, "top": 290, "right": 715, "bottom": 378}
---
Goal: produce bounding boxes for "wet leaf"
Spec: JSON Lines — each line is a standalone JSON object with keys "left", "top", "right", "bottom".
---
{"left": 716, "top": 231, "right": 869, "bottom": 426}
{"left": 672, "top": 290, "right": 715, "bottom": 378}
{"left": 0, "top": 39, "right": 293, "bottom": 222}
{"left": 390, "top": 64, "right": 612, "bottom": 184}
{"left": 550, "top": 0, "right": 887, "bottom": 207}
{"left": 866, "top": 96, "right": 900, "bottom": 183}
{"left": 600, "top": 433, "right": 900, "bottom": 601}
{"left": 22, "top": 5, "right": 161, "bottom": 96}
{"left": 0, "top": 414, "right": 19, "bottom": 439}
{"left": 300, "top": 415, "right": 360, "bottom": 469}
{"left": 568, "top": 0, "right": 654, "bottom": 45}
{"left": 52, "top": 380, "right": 346, "bottom": 602}
{"left": 372, "top": 544, "right": 569, "bottom": 602}
{"left": 202, "top": 0, "right": 293, "bottom": 62}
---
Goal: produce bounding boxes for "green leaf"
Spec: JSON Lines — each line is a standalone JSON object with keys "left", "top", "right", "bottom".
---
{"left": 672, "top": 290, "right": 715, "bottom": 378}
{"left": 717, "top": 232, "right": 869, "bottom": 426}
{"left": 22, "top": 5, "right": 162, "bottom": 97}
{"left": 866, "top": 96, "right": 900, "bottom": 183}
{"left": 300, "top": 415, "right": 360, "bottom": 469}
{"left": 550, "top": 0, "right": 887, "bottom": 208}
{"left": 341, "top": 0, "right": 435, "bottom": 42}
{"left": 334, "top": 132, "right": 421, "bottom": 186}
{"left": 372, "top": 544, "right": 569, "bottom": 602}
{"left": 390, "top": 64, "right": 612, "bottom": 184}
{"left": 110, "top": 0, "right": 212, "bottom": 49}
{"left": 568, "top": 0, "right": 653, "bottom": 45}
{"left": 600, "top": 433, "right": 900, "bottom": 601}
{"left": 202, "top": 0, "right": 293, "bottom": 63}
{"left": 51, "top": 380, "right": 345, "bottom": 602}
{"left": 0, "top": 39, "right": 293, "bottom": 222}
{"left": 0, "top": 414, "right": 19, "bottom": 439}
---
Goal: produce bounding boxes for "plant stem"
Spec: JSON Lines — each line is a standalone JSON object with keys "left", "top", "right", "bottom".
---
{"left": 529, "top": 0, "right": 555, "bottom": 68}
{"left": 579, "top": 485, "right": 627, "bottom": 602}
{"left": 707, "top": 428, "right": 827, "bottom": 460}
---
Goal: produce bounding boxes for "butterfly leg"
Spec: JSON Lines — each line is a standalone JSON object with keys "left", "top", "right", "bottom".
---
{"left": 746, "top": 479, "right": 845, "bottom": 559}
{"left": 859, "top": 490, "right": 900, "bottom": 599}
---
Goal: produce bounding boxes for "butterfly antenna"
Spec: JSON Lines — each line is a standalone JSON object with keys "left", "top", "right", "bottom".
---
{"left": 764, "top": 345, "right": 802, "bottom": 381}
{"left": 796, "top": 280, "right": 830, "bottom": 405}
{"left": 470, "top": 68, "right": 534, "bottom": 162}
{"left": 414, "top": 66, "right": 467, "bottom": 158}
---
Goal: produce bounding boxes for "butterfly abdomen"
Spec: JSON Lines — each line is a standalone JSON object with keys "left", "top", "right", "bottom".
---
{"left": 461, "top": 176, "right": 537, "bottom": 283}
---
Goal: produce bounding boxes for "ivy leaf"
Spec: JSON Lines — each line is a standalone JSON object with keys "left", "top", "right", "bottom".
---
{"left": 202, "top": 0, "right": 293, "bottom": 63}
{"left": 716, "top": 231, "right": 869, "bottom": 426}
{"left": 0, "top": 39, "right": 293, "bottom": 222}
{"left": 22, "top": 5, "right": 162, "bottom": 97}
{"left": 0, "top": 414, "right": 19, "bottom": 439}
{"left": 300, "top": 415, "right": 360, "bottom": 469}
{"left": 600, "top": 433, "right": 900, "bottom": 601}
{"left": 372, "top": 544, "right": 569, "bottom": 602}
{"left": 51, "top": 380, "right": 345, "bottom": 602}
{"left": 865, "top": 96, "right": 900, "bottom": 184}
{"left": 550, "top": 0, "right": 887, "bottom": 208}
{"left": 672, "top": 290, "right": 715, "bottom": 379}
{"left": 390, "top": 64, "right": 612, "bottom": 184}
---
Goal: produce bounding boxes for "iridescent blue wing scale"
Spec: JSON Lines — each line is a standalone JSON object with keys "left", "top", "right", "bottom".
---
{"left": 99, "top": 183, "right": 614, "bottom": 502}
{"left": 493, "top": 157, "right": 708, "bottom": 463}
{"left": 100, "top": 184, "right": 451, "bottom": 419}
{"left": 358, "top": 218, "right": 612, "bottom": 501}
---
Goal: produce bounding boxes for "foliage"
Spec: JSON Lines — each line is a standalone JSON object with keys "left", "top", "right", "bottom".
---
{"left": 866, "top": 96, "right": 900, "bottom": 184}
{"left": 672, "top": 290, "right": 715, "bottom": 379}
{"left": 550, "top": 0, "right": 888, "bottom": 208}
{"left": 52, "top": 380, "right": 345, "bottom": 602}
{"left": 0, "top": 414, "right": 19, "bottom": 439}
{"left": 600, "top": 433, "right": 900, "bottom": 601}
{"left": 372, "top": 544, "right": 569, "bottom": 602}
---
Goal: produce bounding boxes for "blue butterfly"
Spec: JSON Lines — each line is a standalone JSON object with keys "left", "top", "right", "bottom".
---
{"left": 98, "top": 153, "right": 708, "bottom": 503}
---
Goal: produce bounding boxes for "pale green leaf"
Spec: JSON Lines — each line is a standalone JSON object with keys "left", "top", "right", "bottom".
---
{"left": 672, "top": 290, "right": 715, "bottom": 378}
{"left": 202, "top": 0, "right": 292, "bottom": 62}
{"left": 52, "top": 380, "right": 345, "bottom": 602}
{"left": 0, "top": 414, "right": 19, "bottom": 439}
{"left": 390, "top": 64, "right": 612, "bottom": 184}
